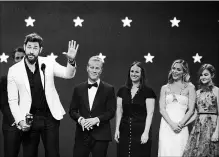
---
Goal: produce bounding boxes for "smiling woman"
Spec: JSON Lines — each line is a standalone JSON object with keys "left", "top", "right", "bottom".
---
{"left": 115, "top": 61, "right": 156, "bottom": 157}
{"left": 158, "top": 59, "right": 196, "bottom": 157}
{"left": 183, "top": 64, "right": 219, "bottom": 157}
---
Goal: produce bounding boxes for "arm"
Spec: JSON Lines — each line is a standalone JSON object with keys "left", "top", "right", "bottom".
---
{"left": 179, "top": 83, "right": 196, "bottom": 127}
{"left": 7, "top": 68, "right": 24, "bottom": 124}
{"left": 114, "top": 97, "right": 123, "bottom": 143}
{"left": 53, "top": 60, "right": 76, "bottom": 79}
{"left": 54, "top": 40, "right": 78, "bottom": 79}
{"left": 141, "top": 98, "right": 155, "bottom": 144}
{"left": 115, "top": 97, "right": 123, "bottom": 132}
{"left": 97, "top": 87, "right": 117, "bottom": 122}
{"left": 69, "top": 87, "right": 81, "bottom": 122}
{"left": 159, "top": 85, "right": 175, "bottom": 126}
{"left": 211, "top": 87, "right": 219, "bottom": 141}
{"left": 143, "top": 98, "right": 155, "bottom": 134}
{"left": 0, "top": 77, "right": 15, "bottom": 125}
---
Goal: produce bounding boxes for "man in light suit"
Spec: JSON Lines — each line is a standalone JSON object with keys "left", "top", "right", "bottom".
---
{"left": 0, "top": 47, "right": 25, "bottom": 157}
{"left": 7, "top": 32, "right": 79, "bottom": 157}
{"left": 69, "top": 56, "right": 116, "bottom": 157}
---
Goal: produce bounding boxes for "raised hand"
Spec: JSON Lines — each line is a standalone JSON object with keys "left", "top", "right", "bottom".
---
{"left": 63, "top": 40, "right": 79, "bottom": 60}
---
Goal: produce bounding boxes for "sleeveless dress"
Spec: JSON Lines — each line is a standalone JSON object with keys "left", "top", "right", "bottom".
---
{"left": 182, "top": 87, "right": 219, "bottom": 157}
{"left": 158, "top": 85, "right": 189, "bottom": 157}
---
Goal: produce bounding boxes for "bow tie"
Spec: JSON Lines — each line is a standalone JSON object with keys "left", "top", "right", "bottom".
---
{"left": 88, "top": 82, "right": 98, "bottom": 89}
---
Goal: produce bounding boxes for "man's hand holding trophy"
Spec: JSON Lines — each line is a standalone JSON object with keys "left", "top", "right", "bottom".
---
{"left": 18, "top": 113, "right": 33, "bottom": 131}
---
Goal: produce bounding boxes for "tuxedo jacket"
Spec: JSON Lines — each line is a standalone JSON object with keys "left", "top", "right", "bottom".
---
{"left": 69, "top": 81, "right": 116, "bottom": 141}
{"left": 0, "top": 76, "right": 16, "bottom": 130}
{"left": 7, "top": 56, "right": 76, "bottom": 125}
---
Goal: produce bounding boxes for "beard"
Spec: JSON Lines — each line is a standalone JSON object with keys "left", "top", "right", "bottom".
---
{"left": 26, "top": 55, "right": 38, "bottom": 64}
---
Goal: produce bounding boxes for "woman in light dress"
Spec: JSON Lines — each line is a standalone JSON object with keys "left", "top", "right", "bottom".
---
{"left": 158, "top": 59, "right": 196, "bottom": 157}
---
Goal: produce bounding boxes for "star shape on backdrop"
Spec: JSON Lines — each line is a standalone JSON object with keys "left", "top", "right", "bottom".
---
{"left": 0, "top": 53, "right": 9, "bottom": 63}
{"left": 170, "top": 17, "right": 180, "bottom": 27}
{"left": 47, "top": 52, "right": 58, "bottom": 60}
{"left": 24, "top": 16, "right": 36, "bottom": 27}
{"left": 97, "top": 53, "right": 106, "bottom": 63}
{"left": 121, "top": 17, "right": 132, "bottom": 27}
{"left": 144, "top": 53, "right": 155, "bottom": 63}
{"left": 192, "top": 53, "right": 202, "bottom": 63}
{"left": 73, "top": 16, "right": 84, "bottom": 27}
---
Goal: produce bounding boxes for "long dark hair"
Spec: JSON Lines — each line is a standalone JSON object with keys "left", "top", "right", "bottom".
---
{"left": 168, "top": 59, "right": 190, "bottom": 84}
{"left": 125, "top": 61, "right": 147, "bottom": 90}
{"left": 197, "top": 63, "right": 215, "bottom": 90}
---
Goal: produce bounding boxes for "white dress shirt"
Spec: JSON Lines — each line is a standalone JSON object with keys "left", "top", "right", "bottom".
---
{"left": 88, "top": 79, "right": 100, "bottom": 110}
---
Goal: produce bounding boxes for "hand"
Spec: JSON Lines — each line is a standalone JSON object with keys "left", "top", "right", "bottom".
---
{"left": 80, "top": 118, "right": 86, "bottom": 131}
{"left": 63, "top": 40, "right": 79, "bottom": 60}
{"left": 211, "top": 131, "right": 219, "bottom": 142}
{"left": 19, "top": 120, "right": 31, "bottom": 132}
{"left": 141, "top": 132, "right": 149, "bottom": 144}
{"left": 84, "top": 118, "right": 99, "bottom": 130}
{"left": 114, "top": 130, "right": 120, "bottom": 143}
{"left": 178, "top": 121, "right": 184, "bottom": 129}
{"left": 170, "top": 122, "right": 182, "bottom": 133}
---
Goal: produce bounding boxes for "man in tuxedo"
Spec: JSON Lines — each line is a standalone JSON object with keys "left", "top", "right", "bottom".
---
{"left": 0, "top": 47, "right": 25, "bottom": 157}
{"left": 69, "top": 56, "right": 116, "bottom": 157}
{"left": 7, "top": 32, "right": 79, "bottom": 157}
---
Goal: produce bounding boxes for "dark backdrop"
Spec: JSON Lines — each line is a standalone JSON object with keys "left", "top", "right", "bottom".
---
{"left": 0, "top": 1, "right": 218, "bottom": 157}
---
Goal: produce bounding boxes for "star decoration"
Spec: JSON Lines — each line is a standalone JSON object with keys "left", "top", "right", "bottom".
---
{"left": 47, "top": 52, "right": 58, "bottom": 60}
{"left": 73, "top": 16, "right": 84, "bottom": 27}
{"left": 0, "top": 53, "right": 9, "bottom": 63}
{"left": 24, "top": 16, "right": 36, "bottom": 27}
{"left": 170, "top": 17, "right": 180, "bottom": 27}
{"left": 121, "top": 17, "right": 132, "bottom": 27}
{"left": 144, "top": 53, "right": 155, "bottom": 63}
{"left": 97, "top": 53, "right": 106, "bottom": 63}
{"left": 192, "top": 53, "right": 202, "bottom": 63}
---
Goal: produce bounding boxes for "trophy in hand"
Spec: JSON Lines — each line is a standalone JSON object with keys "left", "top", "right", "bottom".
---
{"left": 25, "top": 113, "right": 33, "bottom": 126}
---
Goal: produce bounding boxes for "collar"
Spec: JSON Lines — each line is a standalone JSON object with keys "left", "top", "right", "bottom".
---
{"left": 88, "top": 79, "right": 100, "bottom": 86}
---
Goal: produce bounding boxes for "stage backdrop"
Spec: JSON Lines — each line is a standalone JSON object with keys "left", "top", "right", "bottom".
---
{"left": 0, "top": 1, "right": 218, "bottom": 157}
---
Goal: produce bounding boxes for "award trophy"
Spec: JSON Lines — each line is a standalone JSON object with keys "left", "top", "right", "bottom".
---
{"left": 25, "top": 113, "right": 33, "bottom": 126}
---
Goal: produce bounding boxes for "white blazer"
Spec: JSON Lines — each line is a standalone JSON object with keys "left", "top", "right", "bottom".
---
{"left": 7, "top": 56, "right": 76, "bottom": 124}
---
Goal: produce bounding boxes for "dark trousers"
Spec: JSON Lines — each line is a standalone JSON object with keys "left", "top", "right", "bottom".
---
{"left": 73, "top": 137, "right": 109, "bottom": 157}
{"left": 22, "top": 113, "right": 60, "bottom": 157}
{"left": 3, "top": 127, "right": 22, "bottom": 157}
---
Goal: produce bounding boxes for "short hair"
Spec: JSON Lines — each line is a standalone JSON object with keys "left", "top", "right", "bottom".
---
{"left": 87, "top": 55, "right": 104, "bottom": 68}
{"left": 125, "top": 61, "right": 147, "bottom": 90}
{"left": 24, "top": 32, "right": 43, "bottom": 47}
{"left": 11, "top": 47, "right": 25, "bottom": 59}
{"left": 168, "top": 59, "right": 190, "bottom": 84}
{"left": 197, "top": 63, "right": 216, "bottom": 89}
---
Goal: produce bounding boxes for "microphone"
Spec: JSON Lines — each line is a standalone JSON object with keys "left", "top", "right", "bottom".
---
{"left": 41, "top": 63, "right": 46, "bottom": 73}
{"left": 41, "top": 63, "right": 46, "bottom": 91}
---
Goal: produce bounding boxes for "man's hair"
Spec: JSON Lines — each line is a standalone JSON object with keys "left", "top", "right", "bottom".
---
{"left": 24, "top": 32, "right": 43, "bottom": 47}
{"left": 87, "top": 56, "right": 104, "bottom": 68}
{"left": 11, "top": 47, "right": 25, "bottom": 59}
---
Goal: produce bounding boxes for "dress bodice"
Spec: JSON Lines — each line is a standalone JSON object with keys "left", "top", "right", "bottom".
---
{"left": 165, "top": 83, "right": 189, "bottom": 123}
{"left": 196, "top": 89, "right": 218, "bottom": 114}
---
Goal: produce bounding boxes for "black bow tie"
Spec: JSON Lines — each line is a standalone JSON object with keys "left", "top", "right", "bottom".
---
{"left": 88, "top": 82, "right": 98, "bottom": 89}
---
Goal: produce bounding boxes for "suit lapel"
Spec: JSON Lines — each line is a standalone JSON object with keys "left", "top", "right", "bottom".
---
{"left": 91, "top": 81, "right": 104, "bottom": 112}
{"left": 21, "top": 59, "right": 31, "bottom": 96}
{"left": 82, "top": 82, "right": 90, "bottom": 111}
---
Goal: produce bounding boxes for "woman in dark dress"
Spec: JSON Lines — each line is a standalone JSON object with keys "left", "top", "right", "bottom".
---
{"left": 114, "top": 61, "right": 156, "bottom": 157}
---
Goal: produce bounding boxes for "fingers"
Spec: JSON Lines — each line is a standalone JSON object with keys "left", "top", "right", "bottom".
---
{"left": 75, "top": 44, "right": 79, "bottom": 52}
{"left": 114, "top": 133, "right": 119, "bottom": 143}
